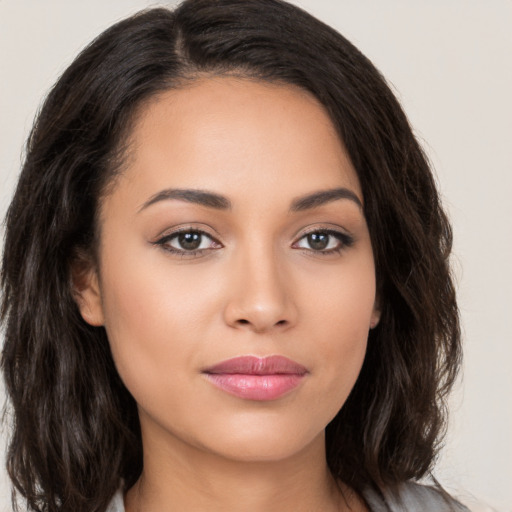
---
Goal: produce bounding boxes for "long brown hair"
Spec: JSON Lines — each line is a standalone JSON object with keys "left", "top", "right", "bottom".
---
{"left": 1, "top": 1, "right": 461, "bottom": 510}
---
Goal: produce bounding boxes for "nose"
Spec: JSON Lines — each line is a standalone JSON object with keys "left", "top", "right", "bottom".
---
{"left": 223, "top": 244, "right": 298, "bottom": 334}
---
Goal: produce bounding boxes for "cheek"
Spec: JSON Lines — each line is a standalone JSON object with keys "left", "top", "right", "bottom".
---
{"left": 97, "top": 247, "right": 221, "bottom": 406}
{"left": 303, "top": 254, "right": 376, "bottom": 413}
{"left": 310, "top": 248, "right": 376, "bottom": 343}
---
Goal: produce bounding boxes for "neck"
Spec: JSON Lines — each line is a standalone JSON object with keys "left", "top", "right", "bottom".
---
{"left": 124, "top": 423, "right": 365, "bottom": 512}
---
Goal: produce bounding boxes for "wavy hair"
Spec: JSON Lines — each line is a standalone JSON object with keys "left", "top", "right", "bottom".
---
{"left": 1, "top": 1, "right": 461, "bottom": 510}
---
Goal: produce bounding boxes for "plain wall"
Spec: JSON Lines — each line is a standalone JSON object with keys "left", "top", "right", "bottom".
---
{"left": 1, "top": 1, "right": 511, "bottom": 510}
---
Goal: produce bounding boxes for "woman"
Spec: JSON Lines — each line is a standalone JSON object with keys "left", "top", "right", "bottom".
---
{"left": 1, "top": 0, "right": 467, "bottom": 510}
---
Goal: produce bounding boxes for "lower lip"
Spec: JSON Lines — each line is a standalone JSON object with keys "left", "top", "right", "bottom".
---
{"left": 204, "top": 373, "right": 305, "bottom": 401}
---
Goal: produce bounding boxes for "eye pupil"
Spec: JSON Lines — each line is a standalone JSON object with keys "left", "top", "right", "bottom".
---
{"left": 178, "top": 232, "right": 202, "bottom": 250}
{"left": 308, "top": 232, "right": 329, "bottom": 250}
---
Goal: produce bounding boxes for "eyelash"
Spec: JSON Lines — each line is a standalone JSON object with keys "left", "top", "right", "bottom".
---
{"left": 153, "top": 227, "right": 354, "bottom": 258}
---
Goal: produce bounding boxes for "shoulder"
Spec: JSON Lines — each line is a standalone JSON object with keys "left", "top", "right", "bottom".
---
{"left": 106, "top": 489, "right": 125, "bottom": 512}
{"left": 362, "top": 481, "right": 470, "bottom": 512}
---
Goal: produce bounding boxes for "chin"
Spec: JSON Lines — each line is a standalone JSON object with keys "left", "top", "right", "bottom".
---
{"left": 195, "top": 416, "right": 325, "bottom": 463}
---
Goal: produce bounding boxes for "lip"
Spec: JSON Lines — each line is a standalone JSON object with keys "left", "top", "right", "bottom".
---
{"left": 202, "top": 355, "right": 308, "bottom": 401}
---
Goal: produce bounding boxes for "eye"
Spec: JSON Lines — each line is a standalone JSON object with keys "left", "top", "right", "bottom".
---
{"left": 153, "top": 228, "right": 222, "bottom": 257}
{"left": 294, "top": 229, "right": 353, "bottom": 255}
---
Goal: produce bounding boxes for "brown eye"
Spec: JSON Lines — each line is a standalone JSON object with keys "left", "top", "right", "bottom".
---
{"left": 176, "top": 232, "right": 203, "bottom": 251}
{"left": 307, "top": 232, "right": 330, "bottom": 250}
{"left": 154, "top": 229, "right": 222, "bottom": 256}
{"left": 295, "top": 229, "right": 354, "bottom": 254}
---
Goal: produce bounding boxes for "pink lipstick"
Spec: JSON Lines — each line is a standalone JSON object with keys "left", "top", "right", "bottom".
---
{"left": 202, "top": 355, "right": 307, "bottom": 401}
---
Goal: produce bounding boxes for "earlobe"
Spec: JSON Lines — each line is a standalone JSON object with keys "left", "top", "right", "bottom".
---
{"left": 71, "top": 261, "right": 105, "bottom": 327}
{"left": 370, "top": 301, "right": 381, "bottom": 329}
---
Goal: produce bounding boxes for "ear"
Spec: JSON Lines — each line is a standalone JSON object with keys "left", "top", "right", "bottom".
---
{"left": 369, "top": 299, "right": 381, "bottom": 330}
{"left": 71, "top": 256, "right": 105, "bottom": 327}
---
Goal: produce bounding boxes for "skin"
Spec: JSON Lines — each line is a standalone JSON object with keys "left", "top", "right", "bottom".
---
{"left": 77, "top": 77, "right": 380, "bottom": 511}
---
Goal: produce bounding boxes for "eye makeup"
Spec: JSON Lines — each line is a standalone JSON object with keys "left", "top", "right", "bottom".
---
{"left": 152, "top": 224, "right": 355, "bottom": 259}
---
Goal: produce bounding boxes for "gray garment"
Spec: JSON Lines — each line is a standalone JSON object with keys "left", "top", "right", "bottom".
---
{"left": 106, "top": 481, "right": 470, "bottom": 511}
{"left": 362, "top": 482, "right": 470, "bottom": 511}
{"left": 107, "top": 490, "right": 124, "bottom": 512}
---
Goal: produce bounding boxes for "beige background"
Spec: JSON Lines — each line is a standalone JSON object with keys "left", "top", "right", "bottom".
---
{"left": 1, "top": 1, "right": 511, "bottom": 511}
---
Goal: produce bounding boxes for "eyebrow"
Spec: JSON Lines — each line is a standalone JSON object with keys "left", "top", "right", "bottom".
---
{"left": 290, "top": 187, "right": 362, "bottom": 211}
{"left": 139, "top": 187, "right": 362, "bottom": 212}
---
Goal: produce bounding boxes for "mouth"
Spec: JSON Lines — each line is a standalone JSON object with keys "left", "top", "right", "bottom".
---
{"left": 202, "top": 355, "right": 308, "bottom": 401}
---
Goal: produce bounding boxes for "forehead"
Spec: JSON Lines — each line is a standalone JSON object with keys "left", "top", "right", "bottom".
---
{"left": 115, "top": 76, "right": 362, "bottom": 208}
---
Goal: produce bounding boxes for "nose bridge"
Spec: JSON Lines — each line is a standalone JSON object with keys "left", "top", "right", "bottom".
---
{"left": 223, "top": 234, "right": 296, "bottom": 332}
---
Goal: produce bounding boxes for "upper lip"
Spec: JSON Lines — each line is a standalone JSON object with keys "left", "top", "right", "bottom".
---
{"left": 203, "top": 355, "right": 308, "bottom": 375}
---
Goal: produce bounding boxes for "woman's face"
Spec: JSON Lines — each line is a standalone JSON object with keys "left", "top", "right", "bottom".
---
{"left": 78, "top": 77, "right": 379, "bottom": 463}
